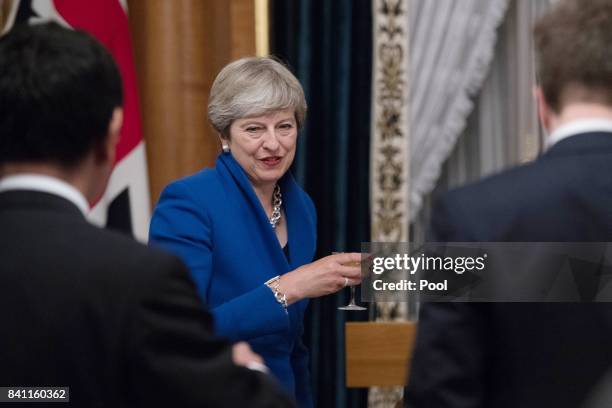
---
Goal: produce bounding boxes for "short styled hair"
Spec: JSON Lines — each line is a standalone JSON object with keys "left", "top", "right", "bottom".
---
{"left": 208, "top": 57, "right": 307, "bottom": 138}
{"left": 534, "top": 0, "right": 612, "bottom": 112}
{"left": 0, "top": 22, "right": 123, "bottom": 167}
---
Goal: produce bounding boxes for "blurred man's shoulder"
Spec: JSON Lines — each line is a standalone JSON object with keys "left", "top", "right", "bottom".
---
{"left": 76, "top": 222, "right": 187, "bottom": 283}
{"left": 432, "top": 159, "right": 582, "bottom": 240}
{"left": 440, "top": 160, "right": 554, "bottom": 212}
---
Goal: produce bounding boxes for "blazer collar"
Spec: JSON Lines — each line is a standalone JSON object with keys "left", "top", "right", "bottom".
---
{"left": 0, "top": 174, "right": 89, "bottom": 215}
{"left": 542, "top": 131, "right": 612, "bottom": 160}
{"left": 216, "top": 153, "right": 313, "bottom": 271}
{"left": 0, "top": 189, "right": 86, "bottom": 220}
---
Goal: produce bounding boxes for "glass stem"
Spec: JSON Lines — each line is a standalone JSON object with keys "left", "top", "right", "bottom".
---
{"left": 349, "top": 286, "right": 357, "bottom": 305}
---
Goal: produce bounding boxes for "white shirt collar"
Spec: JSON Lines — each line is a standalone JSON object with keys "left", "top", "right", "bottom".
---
{"left": 0, "top": 174, "right": 90, "bottom": 215}
{"left": 546, "top": 118, "right": 612, "bottom": 150}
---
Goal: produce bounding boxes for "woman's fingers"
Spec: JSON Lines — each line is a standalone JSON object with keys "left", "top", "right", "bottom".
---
{"left": 287, "top": 253, "right": 368, "bottom": 299}
{"left": 333, "top": 252, "right": 363, "bottom": 265}
{"left": 337, "top": 264, "right": 362, "bottom": 279}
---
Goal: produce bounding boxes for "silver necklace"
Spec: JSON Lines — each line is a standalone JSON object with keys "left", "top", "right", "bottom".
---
{"left": 270, "top": 184, "right": 282, "bottom": 229}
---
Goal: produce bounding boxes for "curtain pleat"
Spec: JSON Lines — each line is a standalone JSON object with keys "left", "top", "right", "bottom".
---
{"left": 408, "top": 0, "right": 510, "bottom": 220}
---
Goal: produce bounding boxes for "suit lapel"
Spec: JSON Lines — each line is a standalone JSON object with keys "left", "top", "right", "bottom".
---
{"left": 279, "top": 172, "right": 315, "bottom": 270}
{"left": 217, "top": 153, "right": 291, "bottom": 275}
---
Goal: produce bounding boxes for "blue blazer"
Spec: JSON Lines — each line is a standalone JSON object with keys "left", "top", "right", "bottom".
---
{"left": 149, "top": 153, "right": 316, "bottom": 407}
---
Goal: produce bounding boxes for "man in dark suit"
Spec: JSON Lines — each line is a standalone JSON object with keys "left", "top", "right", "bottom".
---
{"left": 405, "top": 0, "right": 612, "bottom": 407}
{"left": 0, "top": 23, "right": 293, "bottom": 407}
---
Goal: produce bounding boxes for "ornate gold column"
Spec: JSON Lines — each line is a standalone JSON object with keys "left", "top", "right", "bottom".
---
{"left": 370, "top": 0, "right": 410, "bottom": 406}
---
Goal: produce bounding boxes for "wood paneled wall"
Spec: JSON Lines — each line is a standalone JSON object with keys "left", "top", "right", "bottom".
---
{"left": 127, "top": 0, "right": 257, "bottom": 205}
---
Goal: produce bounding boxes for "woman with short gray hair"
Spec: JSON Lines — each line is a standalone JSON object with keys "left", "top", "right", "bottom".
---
{"left": 208, "top": 57, "right": 307, "bottom": 135}
{"left": 150, "top": 57, "right": 362, "bottom": 407}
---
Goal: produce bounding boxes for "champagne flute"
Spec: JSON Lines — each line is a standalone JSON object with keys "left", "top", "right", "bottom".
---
{"left": 333, "top": 252, "right": 367, "bottom": 311}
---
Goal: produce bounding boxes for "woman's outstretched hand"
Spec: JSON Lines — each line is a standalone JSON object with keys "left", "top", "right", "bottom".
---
{"left": 278, "top": 252, "right": 363, "bottom": 305}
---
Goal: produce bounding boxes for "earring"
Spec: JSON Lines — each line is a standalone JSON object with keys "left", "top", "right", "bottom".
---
{"left": 222, "top": 144, "right": 230, "bottom": 153}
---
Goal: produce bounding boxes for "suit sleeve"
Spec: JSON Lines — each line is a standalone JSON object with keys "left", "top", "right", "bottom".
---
{"left": 405, "top": 195, "right": 488, "bottom": 408}
{"left": 149, "top": 181, "right": 290, "bottom": 341}
{"left": 125, "top": 254, "right": 295, "bottom": 407}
